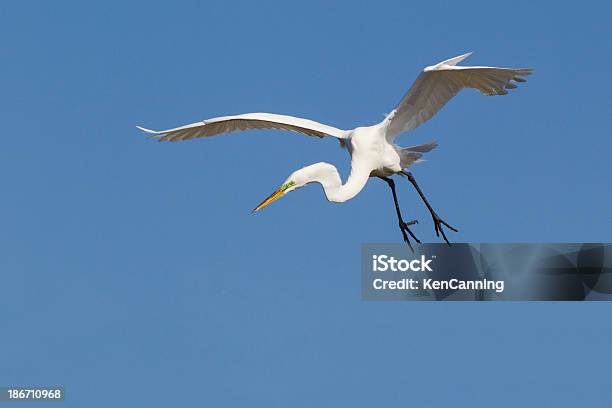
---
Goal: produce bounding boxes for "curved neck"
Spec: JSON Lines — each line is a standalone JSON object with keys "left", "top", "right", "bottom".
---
{"left": 306, "top": 162, "right": 371, "bottom": 203}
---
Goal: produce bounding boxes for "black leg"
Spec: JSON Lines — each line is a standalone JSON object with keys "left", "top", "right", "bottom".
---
{"left": 400, "top": 171, "right": 458, "bottom": 245}
{"left": 379, "top": 176, "right": 420, "bottom": 249}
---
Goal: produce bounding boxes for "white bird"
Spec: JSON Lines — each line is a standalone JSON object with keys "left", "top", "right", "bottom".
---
{"left": 138, "top": 52, "right": 532, "bottom": 245}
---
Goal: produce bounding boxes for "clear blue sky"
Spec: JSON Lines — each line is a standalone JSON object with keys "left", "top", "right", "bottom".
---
{"left": 1, "top": 1, "right": 611, "bottom": 406}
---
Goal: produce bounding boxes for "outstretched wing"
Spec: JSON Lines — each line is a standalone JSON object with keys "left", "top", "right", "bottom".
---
{"left": 137, "top": 112, "right": 350, "bottom": 142}
{"left": 386, "top": 52, "right": 533, "bottom": 139}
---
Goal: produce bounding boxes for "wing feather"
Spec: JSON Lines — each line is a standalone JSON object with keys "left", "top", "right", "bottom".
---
{"left": 386, "top": 53, "right": 532, "bottom": 139}
{"left": 137, "top": 112, "right": 350, "bottom": 142}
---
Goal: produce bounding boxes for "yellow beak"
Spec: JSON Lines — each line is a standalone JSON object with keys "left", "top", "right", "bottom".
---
{"left": 252, "top": 181, "right": 295, "bottom": 213}
{"left": 252, "top": 187, "right": 286, "bottom": 213}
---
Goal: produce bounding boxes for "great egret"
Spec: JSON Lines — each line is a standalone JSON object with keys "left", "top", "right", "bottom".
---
{"left": 138, "top": 52, "right": 532, "bottom": 245}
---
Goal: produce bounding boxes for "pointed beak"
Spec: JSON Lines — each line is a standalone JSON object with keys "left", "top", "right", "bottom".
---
{"left": 252, "top": 186, "right": 286, "bottom": 213}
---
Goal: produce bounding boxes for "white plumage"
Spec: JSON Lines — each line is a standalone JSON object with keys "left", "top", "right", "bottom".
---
{"left": 139, "top": 52, "right": 532, "bottom": 244}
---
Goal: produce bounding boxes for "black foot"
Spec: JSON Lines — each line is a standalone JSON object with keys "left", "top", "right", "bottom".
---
{"left": 399, "top": 219, "right": 420, "bottom": 250}
{"left": 431, "top": 213, "right": 458, "bottom": 245}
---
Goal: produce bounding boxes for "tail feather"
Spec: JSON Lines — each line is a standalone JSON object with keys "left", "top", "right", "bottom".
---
{"left": 398, "top": 140, "right": 438, "bottom": 168}
{"left": 404, "top": 140, "right": 438, "bottom": 153}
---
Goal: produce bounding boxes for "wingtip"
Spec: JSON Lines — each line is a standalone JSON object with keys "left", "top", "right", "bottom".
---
{"left": 426, "top": 51, "right": 474, "bottom": 71}
{"left": 447, "top": 51, "right": 473, "bottom": 65}
{"left": 136, "top": 125, "right": 157, "bottom": 134}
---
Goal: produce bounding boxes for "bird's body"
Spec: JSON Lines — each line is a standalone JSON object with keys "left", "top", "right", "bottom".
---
{"left": 139, "top": 52, "right": 532, "bottom": 244}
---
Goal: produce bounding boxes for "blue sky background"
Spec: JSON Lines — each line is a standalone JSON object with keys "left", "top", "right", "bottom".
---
{"left": 1, "top": 0, "right": 611, "bottom": 406}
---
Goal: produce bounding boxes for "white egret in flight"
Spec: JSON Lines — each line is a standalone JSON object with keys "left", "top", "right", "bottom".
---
{"left": 138, "top": 52, "right": 532, "bottom": 246}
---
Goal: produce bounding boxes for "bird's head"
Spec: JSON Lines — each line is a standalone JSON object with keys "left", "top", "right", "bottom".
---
{"left": 252, "top": 163, "right": 337, "bottom": 212}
